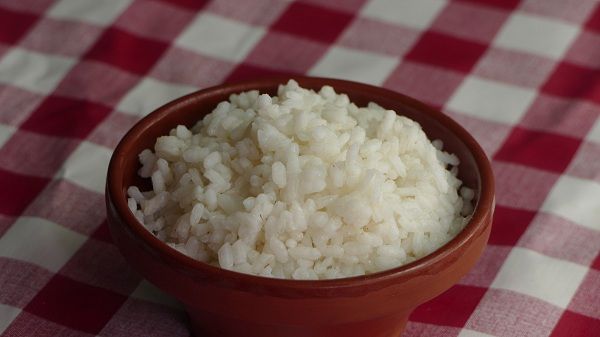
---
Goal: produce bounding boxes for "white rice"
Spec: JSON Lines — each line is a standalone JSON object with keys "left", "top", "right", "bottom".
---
{"left": 128, "top": 80, "right": 474, "bottom": 280}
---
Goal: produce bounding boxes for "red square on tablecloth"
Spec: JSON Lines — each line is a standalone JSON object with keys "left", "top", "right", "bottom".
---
{"left": 244, "top": 31, "right": 328, "bottom": 73}
{"left": 91, "top": 220, "right": 112, "bottom": 244}
{"left": 0, "top": 258, "right": 54, "bottom": 308}
{"left": 271, "top": 2, "right": 353, "bottom": 43}
{"left": 25, "top": 274, "right": 127, "bottom": 334}
{"left": 3, "top": 311, "right": 96, "bottom": 337}
{"left": 84, "top": 27, "right": 169, "bottom": 75}
{"left": 0, "top": 168, "right": 48, "bottom": 216}
{"left": 54, "top": 60, "right": 140, "bottom": 107}
{"left": 59, "top": 239, "right": 141, "bottom": 295}
{"left": 0, "top": 7, "right": 38, "bottom": 44}
{"left": 551, "top": 310, "right": 600, "bottom": 337}
{"left": 301, "top": 0, "right": 366, "bottom": 13}
{"left": 21, "top": 95, "right": 111, "bottom": 139}
{"left": 225, "top": 63, "right": 299, "bottom": 83}
{"left": 489, "top": 206, "right": 536, "bottom": 246}
{"left": 493, "top": 161, "right": 560, "bottom": 211}
{"left": 24, "top": 179, "right": 105, "bottom": 236}
{"left": 0, "top": 130, "right": 79, "bottom": 178}
{"left": 410, "top": 284, "right": 487, "bottom": 327}
{"left": 584, "top": 4, "right": 600, "bottom": 33}
{"left": 494, "top": 127, "right": 581, "bottom": 173}
{"left": 542, "top": 61, "right": 600, "bottom": 103}
{"left": 154, "top": 0, "right": 208, "bottom": 11}
{"left": 405, "top": 31, "right": 488, "bottom": 73}
{"left": 594, "top": 253, "right": 600, "bottom": 270}
{"left": 384, "top": 61, "right": 465, "bottom": 108}
{"left": 568, "top": 269, "right": 600, "bottom": 320}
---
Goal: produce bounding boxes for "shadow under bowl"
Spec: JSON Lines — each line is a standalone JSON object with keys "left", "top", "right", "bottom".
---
{"left": 106, "top": 76, "right": 495, "bottom": 337}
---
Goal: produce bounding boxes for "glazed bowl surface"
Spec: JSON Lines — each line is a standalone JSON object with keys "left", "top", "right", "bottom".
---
{"left": 106, "top": 76, "right": 495, "bottom": 337}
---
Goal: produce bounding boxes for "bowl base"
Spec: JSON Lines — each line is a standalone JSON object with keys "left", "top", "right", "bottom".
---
{"left": 188, "top": 308, "right": 409, "bottom": 337}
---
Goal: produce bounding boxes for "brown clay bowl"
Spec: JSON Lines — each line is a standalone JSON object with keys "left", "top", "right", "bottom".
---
{"left": 106, "top": 76, "right": 495, "bottom": 337}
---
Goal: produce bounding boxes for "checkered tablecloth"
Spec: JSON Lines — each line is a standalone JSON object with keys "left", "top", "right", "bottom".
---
{"left": 0, "top": 0, "right": 599, "bottom": 336}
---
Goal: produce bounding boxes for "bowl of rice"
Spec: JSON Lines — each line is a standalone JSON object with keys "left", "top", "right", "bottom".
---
{"left": 106, "top": 77, "right": 494, "bottom": 337}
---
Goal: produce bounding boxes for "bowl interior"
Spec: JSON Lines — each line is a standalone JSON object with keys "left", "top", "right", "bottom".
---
{"left": 123, "top": 79, "right": 480, "bottom": 198}
{"left": 110, "top": 76, "right": 492, "bottom": 288}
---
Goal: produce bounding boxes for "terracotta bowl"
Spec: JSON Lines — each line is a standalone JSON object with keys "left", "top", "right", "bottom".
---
{"left": 106, "top": 76, "right": 495, "bottom": 337}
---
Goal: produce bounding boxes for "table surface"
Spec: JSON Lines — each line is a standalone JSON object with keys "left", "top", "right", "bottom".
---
{"left": 0, "top": 0, "right": 599, "bottom": 336}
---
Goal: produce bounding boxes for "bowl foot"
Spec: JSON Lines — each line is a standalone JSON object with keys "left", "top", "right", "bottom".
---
{"left": 188, "top": 309, "right": 409, "bottom": 337}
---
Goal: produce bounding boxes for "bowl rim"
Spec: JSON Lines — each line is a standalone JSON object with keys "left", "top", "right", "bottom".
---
{"left": 107, "top": 75, "right": 495, "bottom": 290}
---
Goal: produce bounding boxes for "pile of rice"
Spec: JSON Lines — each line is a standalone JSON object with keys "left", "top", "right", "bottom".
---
{"left": 127, "top": 80, "right": 474, "bottom": 280}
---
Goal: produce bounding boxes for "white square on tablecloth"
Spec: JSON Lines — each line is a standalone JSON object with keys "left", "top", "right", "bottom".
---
{"left": 0, "top": 124, "right": 15, "bottom": 148}
{"left": 541, "top": 175, "right": 600, "bottom": 231}
{"left": 457, "top": 329, "right": 495, "bottom": 337}
{"left": 491, "top": 247, "right": 588, "bottom": 308}
{"left": 361, "top": 0, "right": 447, "bottom": 30}
{"left": 175, "top": 13, "right": 265, "bottom": 62}
{"left": 47, "top": 0, "right": 132, "bottom": 25}
{"left": 0, "top": 217, "right": 86, "bottom": 273}
{"left": 494, "top": 13, "right": 579, "bottom": 59}
{"left": 0, "top": 48, "right": 75, "bottom": 95}
{"left": 446, "top": 76, "right": 536, "bottom": 125}
{"left": 309, "top": 46, "right": 398, "bottom": 85}
{"left": 60, "top": 141, "right": 112, "bottom": 194}
{"left": 586, "top": 118, "right": 600, "bottom": 144}
{"left": 130, "top": 280, "right": 183, "bottom": 309}
{"left": 117, "top": 77, "right": 195, "bottom": 116}
{"left": 0, "top": 304, "right": 21, "bottom": 335}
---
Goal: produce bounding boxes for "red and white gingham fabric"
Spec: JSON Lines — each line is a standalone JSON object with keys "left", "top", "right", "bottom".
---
{"left": 0, "top": 0, "right": 599, "bottom": 336}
